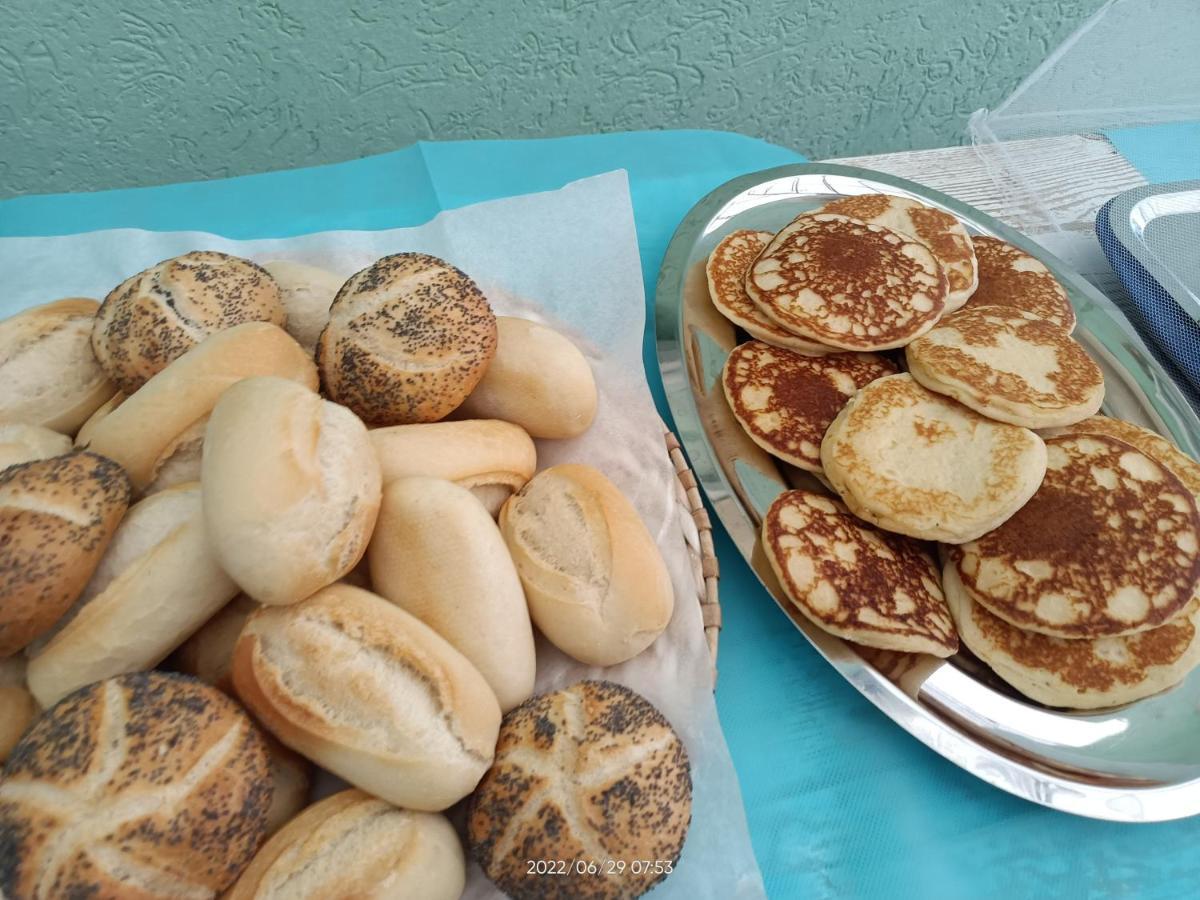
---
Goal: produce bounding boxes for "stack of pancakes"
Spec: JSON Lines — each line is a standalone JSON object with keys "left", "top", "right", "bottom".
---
{"left": 708, "top": 193, "right": 1200, "bottom": 710}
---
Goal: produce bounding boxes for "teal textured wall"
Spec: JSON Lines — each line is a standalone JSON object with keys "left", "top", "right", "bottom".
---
{"left": 1, "top": 0, "right": 1103, "bottom": 198}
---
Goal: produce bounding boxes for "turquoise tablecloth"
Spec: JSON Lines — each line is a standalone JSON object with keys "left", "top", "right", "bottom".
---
{"left": 3, "top": 129, "right": 1198, "bottom": 900}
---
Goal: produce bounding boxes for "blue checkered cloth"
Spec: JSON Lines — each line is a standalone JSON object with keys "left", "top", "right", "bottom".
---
{"left": 1096, "top": 198, "right": 1200, "bottom": 412}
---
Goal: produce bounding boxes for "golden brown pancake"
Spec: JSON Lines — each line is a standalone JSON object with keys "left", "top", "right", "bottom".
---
{"left": 820, "top": 373, "right": 1048, "bottom": 543}
{"left": 706, "top": 230, "right": 832, "bottom": 354}
{"left": 722, "top": 341, "right": 897, "bottom": 472}
{"left": 964, "top": 236, "right": 1076, "bottom": 331}
{"left": 905, "top": 305, "right": 1104, "bottom": 428}
{"left": 762, "top": 490, "right": 957, "bottom": 656}
{"left": 957, "top": 433, "right": 1200, "bottom": 638}
{"left": 945, "top": 561, "right": 1200, "bottom": 710}
{"left": 817, "top": 194, "right": 978, "bottom": 311}
{"left": 746, "top": 214, "right": 948, "bottom": 351}
{"left": 1051, "top": 416, "right": 1200, "bottom": 500}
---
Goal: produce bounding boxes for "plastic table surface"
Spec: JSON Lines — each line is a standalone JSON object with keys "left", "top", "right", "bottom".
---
{"left": 2, "top": 128, "right": 1197, "bottom": 900}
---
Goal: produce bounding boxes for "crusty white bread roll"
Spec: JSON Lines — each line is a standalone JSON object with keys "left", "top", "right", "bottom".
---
{"left": 172, "top": 593, "right": 258, "bottom": 693}
{"left": 232, "top": 583, "right": 501, "bottom": 811}
{"left": 0, "top": 423, "right": 72, "bottom": 472}
{"left": 0, "top": 451, "right": 130, "bottom": 657}
{"left": 468, "top": 681, "right": 692, "bottom": 900}
{"left": 0, "top": 298, "right": 115, "bottom": 434}
{"left": 228, "top": 789, "right": 465, "bottom": 900}
{"left": 370, "top": 419, "right": 536, "bottom": 516}
{"left": 82, "top": 321, "right": 317, "bottom": 492}
{"left": 92, "top": 250, "right": 287, "bottom": 393}
{"left": 261, "top": 259, "right": 344, "bottom": 356}
{"left": 202, "top": 376, "right": 382, "bottom": 606}
{"left": 261, "top": 734, "right": 312, "bottom": 838}
{"left": 0, "top": 656, "right": 37, "bottom": 763}
{"left": 369, "top": 476, "right": 536, "bottom": 712}
{"left": 456, "top": 316, "right": 597, "bottom": 439}
{"left": 26, "top": 482, "right": 240, "bottom": 708}
{"left": 317, "top": 253, "right": 498, "bottom": 426}
{"left": 74, "top": 389, "right": 123, "bottom": 447}
{"left": 499, "top": 464, "right": 674, "bottom": 666}
{"left": 0, "top": 672, "right": 272, "bottom": 899}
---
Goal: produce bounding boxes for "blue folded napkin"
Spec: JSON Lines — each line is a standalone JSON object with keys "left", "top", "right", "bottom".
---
{"left": 1096, "top": 196, "right": 1200, "bottom": 412}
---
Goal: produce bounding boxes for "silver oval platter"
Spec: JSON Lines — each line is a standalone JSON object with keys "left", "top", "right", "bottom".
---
{"left": 654, "top": 162, "right": 1200, "bottom": 822}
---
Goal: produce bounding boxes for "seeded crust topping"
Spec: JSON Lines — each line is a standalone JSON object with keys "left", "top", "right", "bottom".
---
{"left": 746, "top": 214, "right": 948, "bottom": 351}
{"left": 0, "top": 451, "right": 130, "bottom": 656}
{"left": 964, "top": 236, "right": 1076, "bottom": 331}
{"left": 722, "top": 341, "right": 896, "bottom": 472}
{"left": 958, "top": 434, "right": 1200, "bottom": 639}
{"left": 467, "top": 680, "right": 691, "bottom": 900}
{"left": 0, "top": 672, "right": 271, "bottom": 899}
{"left": 764, "top": 490, "right": 957, "bottom": 656}
{"left": 317, "top": 253, "right": 498, "bottom": 426}
{"left": 92, "top": 251, "right": 285, "bottom": 394}
{"left": 705, "top": 230, "right": 831, "bottom": 354}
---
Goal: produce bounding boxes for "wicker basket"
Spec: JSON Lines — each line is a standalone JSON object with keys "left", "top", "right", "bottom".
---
{"left": 665, "top": 428, "right": 721, "bottom": 687}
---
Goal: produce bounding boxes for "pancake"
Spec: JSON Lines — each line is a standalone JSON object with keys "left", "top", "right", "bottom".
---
{"left": 816, "top": 194, "right": 978, "bottom": 311}
{"left": 964, "top": 236, "right": 1076, "bottom": 331}
{"left": 1054, "top": 417, "right": 1200, "bottom": 499}
{"left": 722, "top": 341, "right": 897, "bottom": 472}
{"left": 945, "top": 561, "right": 1200, "bottom": 710}
{"left": 762, "top": 489, "right": 957, "bottom": 656}
{"left": 905, "top": 305, "right": 1104, "bottom": 428}
{"left": 957, "top": 433, "right": 1200, "bottom": 639}
{"left": 706, "top": 230, "right": 833, "bottom": 355}
{"left": 820, "top": 373, "right": 1047, "bottom": 543}
{"left": 746, "top": 214, "right": 948, "bottom": 351}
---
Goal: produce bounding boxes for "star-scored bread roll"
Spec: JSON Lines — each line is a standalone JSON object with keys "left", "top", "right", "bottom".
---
{"left": 0, "top": 671, "right": 272, "bottom": 899}
{"left": 92, "top": 250, "right": 286, "bottom": 393}
{"left": 317, "top": 253, "right": 498, "bottom": 426}
{"left": 468, "top": 680, "right": 692, "bottom": 900}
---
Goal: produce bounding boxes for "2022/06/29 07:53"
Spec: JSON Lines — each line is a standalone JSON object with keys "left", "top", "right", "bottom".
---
{"left": 526, "top": 859, "right": 676, "bottom": 877}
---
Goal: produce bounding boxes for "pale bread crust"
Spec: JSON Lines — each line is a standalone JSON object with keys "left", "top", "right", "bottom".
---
{"left": 26, "top": 483, "right": 240, "bottom": 709}
{"left": 499, "top": 464, "right": 674, "bottom": 667}
{"left": 0, "top": 424, "right": 72, "bottom": 472}
{"left": 456, "top": 317, "right": 597, "bottom": 439}
{"left": 92, "top": 251, "right": 286, "bottom": 393}
{"left": 228, "top": 790, "right": 464, "bottom": 900}
{"left": 83, "top": 322, "right": 318, "bottom": 492}
{"left": 905, "top": 305, "right": 1104, "bottom": 428}
{"left": 945, "top": 561, "right": 1200, "bottom": 710}
{"left": 201, "top": 376, "right": 381, "bottom": 607}
{"left": 0, "top": 657, "right": 36, "bottom": 764}
{"left": 0, "top": 298, "right": 116, "bottom": 434}
{"left": 230, "top": 584, "right": 501, "bottom": 812}
{"left": 368, "top": 476, "right": 536, "bottom": 712}
{"left": 820, "top": 374, "right": 1047, "bottom": 543}
{"left": 261, "top": 259, "right": 344, "bottom": 356}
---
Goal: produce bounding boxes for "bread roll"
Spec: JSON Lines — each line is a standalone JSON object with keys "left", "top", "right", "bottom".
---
{"left": 369, "top": 476, "right": 536, "bottom": 711}
{"left": 499, "top": 464, "right": 674, "bottom": 666}
{"left": 0, "top": 451, "right": 130, "bottom": 657}
{"left": 172, "top": 593, "right": 258, "bottom": 692}
{"left": 231, "top": 583, "right": 501, "bottom": 811}
{"left": 262, "top": 735, "right": 312, "bottom": 838}
{"left": 92, "top": 251, "right": 286, "bottom": 393}
{"left": 261, "top": 259, "right": 344, "bottom": 355}
{"left": 370, "top": 418, "right": 536, "bottom": 516}
{"left": 468, "top": 681, "right": 692, "bottom": 900}
{"left": 202, "top": 376, "right": 381, "bottom": 606}
{"left": 228, "top": 790, "right": 465, "bottom": 900}
{"left": 0, "top": 656, "right": 37, "bottom": 763}
{"left": 0, "top": 672, "right": 272, "bottom": 899}
{"left": 0, "top": 298, "right": 115, "bottom": 434}
{"left": 83, "top": 321, "right": 317, "bottom": 492}
{"left": 0, "top": 423, "right": 72, "bottom": 472}
{"left": 317, "top": 253, "right": 497, "bottom": 425}
{"left": 26, "top": 483, "right": 240, "bottom": 708}
{"left": 457, "top": 316, "right": 597, "bottom": 438}
{"left": 74, "top": 389, "right": 124, "bottom": 446}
